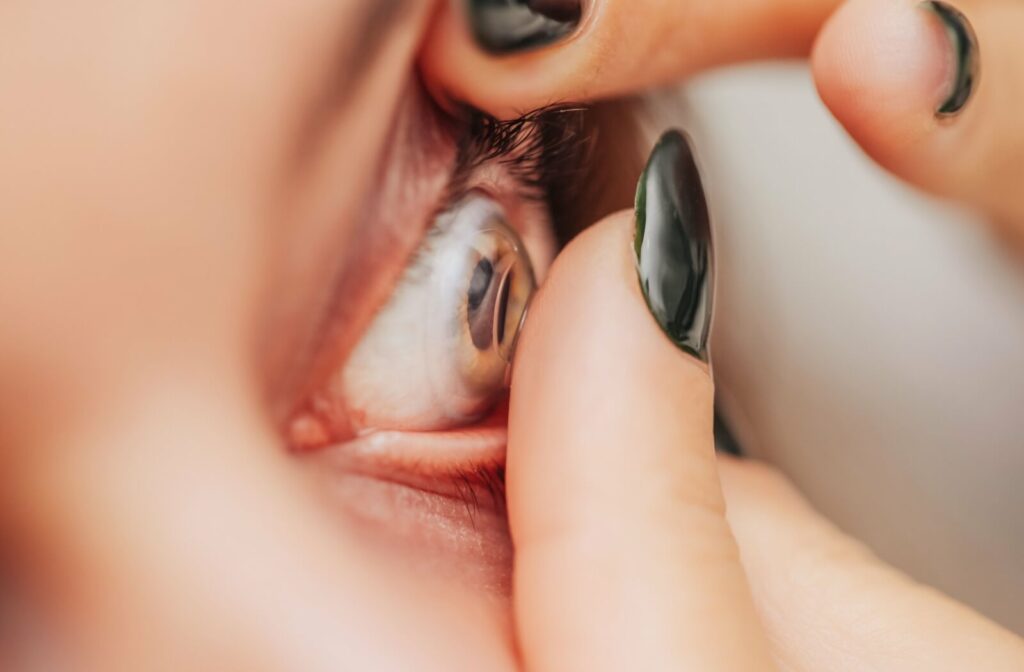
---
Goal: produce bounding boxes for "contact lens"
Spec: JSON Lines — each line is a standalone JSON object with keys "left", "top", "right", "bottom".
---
{"left": 451, "top": 204, "right": 536, "bottom": 395}
{"left": 337, "top": 193, "right": 536, "bottom": 431}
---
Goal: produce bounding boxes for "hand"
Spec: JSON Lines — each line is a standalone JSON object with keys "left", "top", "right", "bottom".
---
{"left": 425, "top": 0, "right": 1024, "bottom": 238}
{"left": 424, "top": 2, "right": 1024, "bottom": 668}
{"left": 3, "top": 1, "right": 1021, "bottom": 669}
{"left": 507, "top": 200, "right": 1024, "bottom": 672}
{"left": 423, "top": 0, "right": 842, "bottom": 114}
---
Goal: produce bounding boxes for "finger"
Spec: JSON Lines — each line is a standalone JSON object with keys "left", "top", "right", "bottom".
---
{"left": 812, "top": 0, "right": 1024, "bottom": 229}
{"left": 507, "top": 131, "right": 774, "bottom": 671}
{"left": 718, "top": 457, "right": 1024, "bottom": 672}
{"left": 422, "top": 0, "right": 842, "bottom": 117}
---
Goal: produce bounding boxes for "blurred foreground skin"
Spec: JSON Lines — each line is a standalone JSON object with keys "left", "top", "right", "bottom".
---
{"left": 0, "top": 2, "right": 514, "bottom": 669}
{"left": 1, "top": 1, "right": 1024, "bottom": 671}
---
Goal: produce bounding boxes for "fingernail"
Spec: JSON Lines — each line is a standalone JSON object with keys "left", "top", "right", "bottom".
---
{"left": 466, "top": 0, "right": 582, "bottom": 55}
{"left": 634, "top": 130, "right": 714, "bottom": 362}
{"left": 921, "top": 1, "right": 979, "bottom": 117}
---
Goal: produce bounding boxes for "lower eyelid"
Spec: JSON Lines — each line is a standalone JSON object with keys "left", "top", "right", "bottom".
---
{"left": 309, "top": 399, "right": 509, "bottom": 497}
{"left": 321, "top": 431, "right": 507, "bottom": 494}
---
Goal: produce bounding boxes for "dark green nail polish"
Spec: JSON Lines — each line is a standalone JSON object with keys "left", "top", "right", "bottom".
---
{"left": 922, "top": 1, "right": 979, "bottom": 117}
{"left": 634, "top": 130, "right": 714, "bottom": 362}
{"left": 466, "top": 0, "right": 582, "bottom": 55}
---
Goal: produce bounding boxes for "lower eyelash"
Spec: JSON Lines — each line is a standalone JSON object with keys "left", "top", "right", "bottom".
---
{"left": 447, "top": 462, "right": 507, "bottom": 521}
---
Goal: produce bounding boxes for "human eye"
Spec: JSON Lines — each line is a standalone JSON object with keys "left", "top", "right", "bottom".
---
{"left": 338, "top": 192, "right": 536, "bottom": 431}
{"left": 278, "top": 79, "right": 591, "bottom": 592}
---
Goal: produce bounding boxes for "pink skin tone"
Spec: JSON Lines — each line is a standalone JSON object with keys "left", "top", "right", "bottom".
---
{"left": 2, "top": 0, "right": 1024, "bottom": 670}
{"left": 0, "top": 2, "right": 518, "bottom": 669}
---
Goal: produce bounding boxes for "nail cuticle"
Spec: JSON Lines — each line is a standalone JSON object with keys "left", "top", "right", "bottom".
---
{"left": 921, "top": 1, "right": 979, "bottom": 118}
{"left": 466, "top": 0, "right": 584, "bottom": 55}
{"left": 633, "top": 130, "right": 715, "bottom": 362}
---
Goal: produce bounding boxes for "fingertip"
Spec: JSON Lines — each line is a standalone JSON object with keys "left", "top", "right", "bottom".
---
{"left": 424, "top": 0, "right": 840, "bottom": 119}
{"left": 507, "top": 211, "right": 769, "bottom": 671}
{"left": 420, "top": 0, "right": 595, "bottom": 118}
{"left": 812, "top": 0, "right": 956, "bottom": 171}
{"left": 508, "top": 209, "right": 719, "bottom": 535}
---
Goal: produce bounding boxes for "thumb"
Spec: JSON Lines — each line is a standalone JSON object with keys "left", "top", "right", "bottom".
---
{"left": 506, "top": 131, "right": 774, "bottom": 671}
{"left": 813, "top": 0, "right": 1024, "bottom": 230}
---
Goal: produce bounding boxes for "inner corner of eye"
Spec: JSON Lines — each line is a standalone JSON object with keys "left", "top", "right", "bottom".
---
{"left": 301, "top": 193, "right": 538, "bottom": 439}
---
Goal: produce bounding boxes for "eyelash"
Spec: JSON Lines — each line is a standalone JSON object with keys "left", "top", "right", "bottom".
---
{"left": 446, "top": 104, "right": 593, "bottom": 208}
{"left": 448, "top": 462, "right": 507, "bottom": 522}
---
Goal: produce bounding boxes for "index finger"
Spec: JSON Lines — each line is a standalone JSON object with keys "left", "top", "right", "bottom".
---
{"left": 422, "top": 0, "right": 841, "bottom": 117}
{"left": 507, "top": 132, "right": 774, "bottom": 671}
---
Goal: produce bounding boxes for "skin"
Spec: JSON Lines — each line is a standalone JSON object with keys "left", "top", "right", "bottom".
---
{"left": 426, "top": 0, "right": 1024, "bottom": 668}
{"left": 425, "top": 0, "right": 1024, "bottom": 233}
{"left": 1, "top": 1, "right": 1023, "bottom": 671}
{"left": 0, "top": 2, "right": 516, "bottom": 669}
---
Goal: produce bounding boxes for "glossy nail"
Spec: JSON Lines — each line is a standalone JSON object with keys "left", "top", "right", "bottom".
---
{"left": 466, "top": 0, "right": 582, "bottom": 55}
{"left": 634, "top": 130, "right": 714, "bottom": 362}
{"left": 922, "top": 1, "right": 979, "bottom": 117}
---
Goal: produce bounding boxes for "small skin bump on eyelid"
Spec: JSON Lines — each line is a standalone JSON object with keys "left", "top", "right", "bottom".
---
{"left": 288, "top": 414, "right": 332, "bottom": 452}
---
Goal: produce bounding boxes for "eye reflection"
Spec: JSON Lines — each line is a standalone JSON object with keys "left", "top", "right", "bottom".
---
{"left": 335, "top": 193, "right": 536, "bottom": 432}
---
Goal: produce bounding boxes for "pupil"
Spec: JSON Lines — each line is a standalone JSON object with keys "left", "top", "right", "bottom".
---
{"left": 467, "top": 258, "right": 494, "bottom": 313}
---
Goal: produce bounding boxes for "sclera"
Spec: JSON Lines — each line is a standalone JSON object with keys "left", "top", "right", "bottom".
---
{"left": 337, "top": 194, "right": 536, "bottom": 432}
